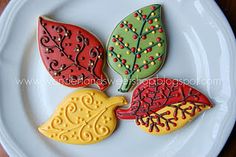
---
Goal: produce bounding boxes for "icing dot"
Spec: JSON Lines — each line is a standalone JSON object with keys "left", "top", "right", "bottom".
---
{"left": 117, "top": 54, "right": 121, "bottom": 58}
{"left": 148, "top": 20, "right": 153, "bottom": 24}
{"left": 149, "top": 56, "right": 154, "bottom": 60}
{"left": 122, "top": 59, "right": 126, "bottom": 64}
{"left": 137, "top": 17, "right": 141, "bottom": 21}
{"left": 126, "top": 65, "right": 130, "bottom": 68}
{"left": 112, "top": 38, "right": 116, "bottom": 42}
{"left": 125, "top": 70, "right": 129, "bottom": 75}
{"left": 53, "top": 72, "right": 58, "bottom": 76}
{"left": 120, "top": 23, "right": 124, "bottom": 28}
{"left": 132, "top": 28, "right": 136, "bottom": 32}
{"left": 149, "top": 42, "right": 154, "bottom": 45}
{"left": 115, "top": 35, "right": 119, "bottom": 38}
{"left": 115, "top": 42, "right": 119, "bottom": 46}
{"left": 158, "top": 28, "right": 163, "bottom": 33}
{"left": 134, "top": 64, "right": 139, "bottom": 69}
{"left": 123, "top": 21, "right": 128, "bottom": 24}
{"left": 138, "top": 10, "right": 142, "bottom": 13}
{"left": 109, "top": 47, "right": 114, "bottom": 51}
{"left": 142, "top": 15, "right": 147, "bottom": 19}
{"left": 158, "top": 43, "right": 162, "bottom": 47}
{"left": 154, "top": 18, "right": 158, "bottom": 22}
{"left": 113, "top": 58, "right": 118, "bottom": 62}
{"left": 142, "top": 35, "right": 147, "bottom": 40}
{"left": 151, "top": 61, "right": 155, "bottom": 65}
{"left": 125, "top": 43, "right": 129, "bottom": 47}
{"left": 131, "top": 47, "right": 136, "bottom": 52}
{"left": 133, "top": 35, "right": 138, "bottom": 39}
{"left": 137, "top": 69, "right": 141, "bottom": 72}
{"left": 150, "top": 26, "right": 155, "bottom": 30}
{"left": 143, "top": 60, "right": 147, "bottom": 64}
{"left": 108, "top": 53, "right": 112, "bottom": 57}
{"left": 125, "top": 28, "right": 129, "bottom": 32}
{"left": 144, "top": 50, "right": 148, "bottom": 54}
{"left": 134, "top": 12, "right": 138, "bottom": 17}
{"left": 136, "top": 54, "right": 141, "bottom": 58}
{"left": 118, "top": 37, "right": 123, "bottom": 42}
{"left": 151, "top": 12, "right": 155, "bottom": 16}
{"left": 144, "top": 65, "right": 149, "bottom": 69}
{"left": 128, "top": 24, "right": 133, "bottom": 28}
{"left": 118, "top": 64, "right": 122, "bottom": 67}
{"left": 152, "top": 31, "right": 156, "bottom": 34}
{"left": 156, "top": 37, "right": 161, "bottom": 42}
{"left": 156, "top": 24, "right": 160, "bottom": 28}
{"left": 137, "top": 48, "right": 142, "bottom": 52}
{"left": 158, "top": 57, "right": 162, "bottom": 61}
{"left": 145, "top": 28, "right": 149, "bottom": 32}
{"left": 120, "top": 45, "right": 124, "bottom": 49}
{"left": 126, "top": 51, "right": 131, "bottom": 54}
{"left": 150, "top": 6, "right": 156, "bottom": 10}
{"left": 160, "top": 123, "right": 165, "bottom": 127}
{"left": 75, "top": 48, "right": 80, "bottom": 52}
{"left": 147, "top": 48, "right": 152, "bottom": 52}
{"left": 197, "top": 108, "right": 202, "bottom": 112}
{"left": 156, "top": 53, "right": 160, "bottom": 56}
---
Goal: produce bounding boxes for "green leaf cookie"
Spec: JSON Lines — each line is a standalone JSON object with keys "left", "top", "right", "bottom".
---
{"left": 107, "top": 4, "right": 167, "bottom": 92}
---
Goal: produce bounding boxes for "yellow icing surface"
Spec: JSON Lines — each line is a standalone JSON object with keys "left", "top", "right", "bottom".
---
{"left": 138, "top": 102, "right": 212, "bottom": 135}
{"left": 38, "top": 89, "right": 127, "bottom": 144}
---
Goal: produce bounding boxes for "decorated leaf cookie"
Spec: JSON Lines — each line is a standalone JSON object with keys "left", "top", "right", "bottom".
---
{"left": 107, "top": 4, "right": 167, "bottom": 92}
{"left": 116, "top": 78, "right": 213, "bottom": 135}
{"left": 38, "top": 17, "right": 109, "bottom": 90}
{"left": 38, "top": 89, "right": 127, "bottom": 144}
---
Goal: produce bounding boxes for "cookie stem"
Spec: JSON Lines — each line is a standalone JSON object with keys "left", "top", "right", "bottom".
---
{"left": 118, "top": 78, "right": 135, "bottom": 92}
{"left": 96, "top": 73, "right": 109, "bottom": 91}
{"left": 107, "top": 96, "right": 127, "bottom": 107}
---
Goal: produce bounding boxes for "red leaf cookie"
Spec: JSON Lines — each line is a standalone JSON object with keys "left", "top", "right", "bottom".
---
{"left": 38, "top": 17, "right": 109, "bottom": 90}
{"left": 116, "top": 78, "right": 213, "bottom": 135}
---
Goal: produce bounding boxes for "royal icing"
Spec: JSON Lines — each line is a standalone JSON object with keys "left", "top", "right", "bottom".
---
{"left": 107, "top": 4, "right": 167, "bottom": 92}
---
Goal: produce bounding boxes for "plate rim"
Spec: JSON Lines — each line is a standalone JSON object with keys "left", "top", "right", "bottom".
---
{"left": 0, "top": 0, "right": 235, "bottom": 157}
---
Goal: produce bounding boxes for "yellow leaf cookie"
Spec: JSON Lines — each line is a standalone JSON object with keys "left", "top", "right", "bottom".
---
{"left": 38, "top": 89, "right": 127, "bottom": 144}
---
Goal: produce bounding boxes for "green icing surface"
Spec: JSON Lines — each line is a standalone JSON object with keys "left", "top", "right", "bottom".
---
{"left": 107, "top": 4, "right": 167, "bottom": 92}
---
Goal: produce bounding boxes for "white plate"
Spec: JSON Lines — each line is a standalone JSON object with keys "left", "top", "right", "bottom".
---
{"left": 0, "top": 0, "right": 235, "bottom": 157}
